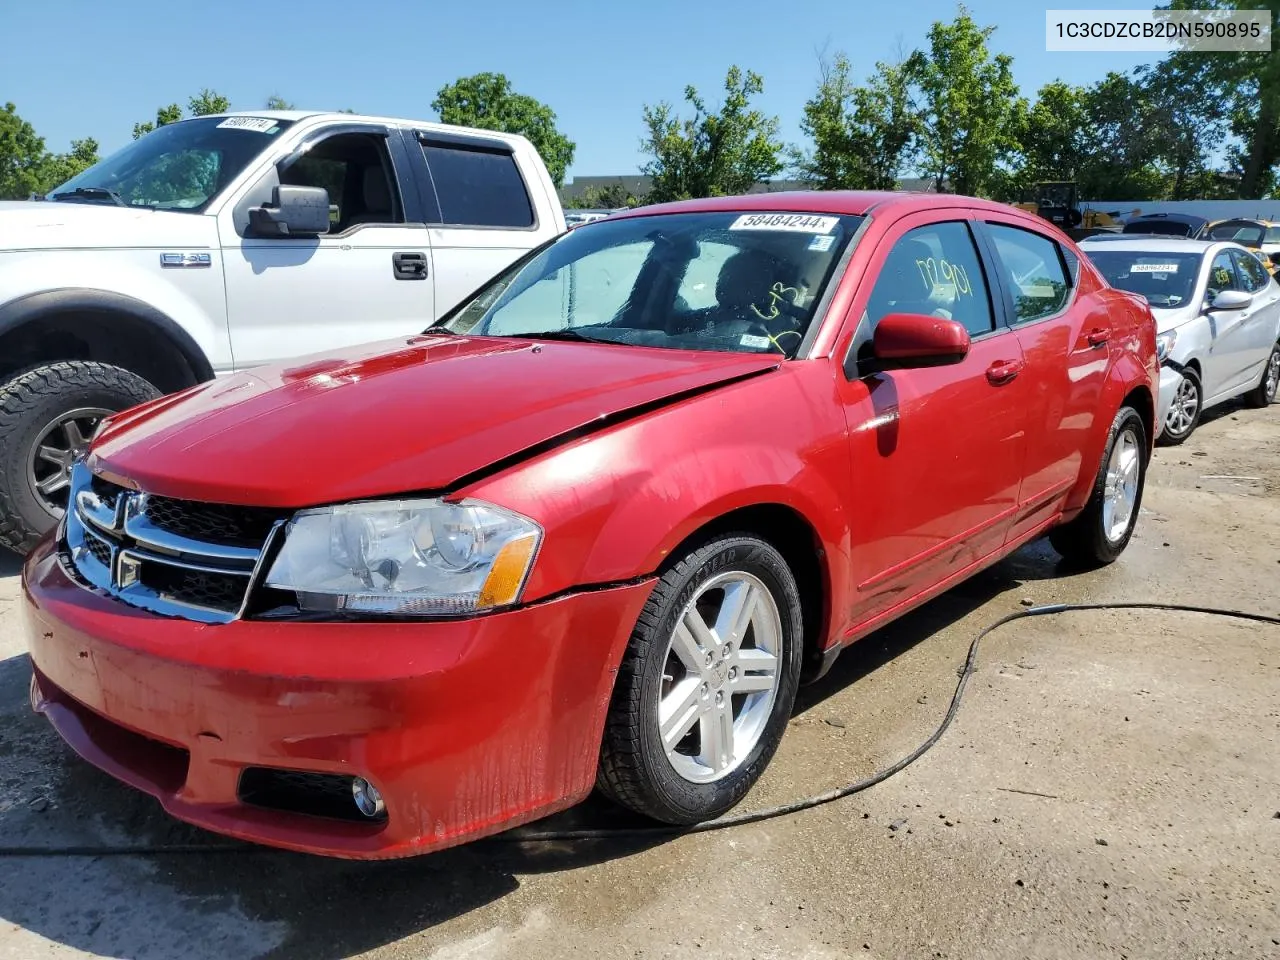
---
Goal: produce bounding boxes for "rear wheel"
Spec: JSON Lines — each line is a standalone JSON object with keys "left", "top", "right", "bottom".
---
{"left": 597, "top": 534, "right": 803, "bottom": 824}
{"left": 1243, "top": 340, "right": 1279, "bottom": 408}
{"left": 0, "top": 361, "right": 160, "bottom": 553}
{"left": 1157, "top": 369, "right": 1201, "bottom": 446}
{"left": 1050, "top": 405, "right": 1148, "bottom": 567}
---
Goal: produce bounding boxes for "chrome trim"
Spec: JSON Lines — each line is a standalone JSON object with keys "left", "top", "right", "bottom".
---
{"left": 236, "top": 520, "right": 287, "bottom": 619}
{"left": 159, "top": 252, "right": 213, "bottom": 268}
{"left": 62, "top": 462, "right": 270, "bottom": 624}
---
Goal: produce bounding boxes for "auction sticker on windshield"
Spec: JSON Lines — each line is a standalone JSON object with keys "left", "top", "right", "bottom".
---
{"left": 216, "top": 116, "right": 281, "bottom": 133}
{"left": 1130, "top": 263, "right": 1181, "bottom": 273}
{"left": 730, "top": 213, "right": 838, "bottom": 233}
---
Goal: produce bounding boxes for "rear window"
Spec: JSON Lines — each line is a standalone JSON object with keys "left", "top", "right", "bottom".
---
{"left": 1207, "top": 222, "right": 1265, "bottom": 246}
{"left": 1122, "top": 219, "right": 1197, "bottom": 237}
{"left": 1084, "top": 250, "right": 1203, "bottom": 308}
{"left": 421, "top": 142, "right": 534, "bottom": 228}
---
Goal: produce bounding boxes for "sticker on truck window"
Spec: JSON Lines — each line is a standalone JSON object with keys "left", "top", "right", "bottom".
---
{"left": 729, "top": 213, "right": 838, "bottom": 234}
{"left": 216, "top": 116, "right": 281, "bottom": 133}
{"left": 1130, "top": 263, "right": 1180, "bottom": 273}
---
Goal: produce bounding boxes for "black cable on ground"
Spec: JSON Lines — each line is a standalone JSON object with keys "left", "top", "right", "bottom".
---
{"left": 1, "top": 601, "right": 1276, "bottom": 857}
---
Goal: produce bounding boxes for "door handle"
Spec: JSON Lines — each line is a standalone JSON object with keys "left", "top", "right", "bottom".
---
{"left": 392, "top": 251, "right": 428, "bottom": 280}
{"left": 986, "top": 359, "right": 1024, "bottom": 385}
{"left": 1086, "top": 327, "right": 1111, "bottom": 347}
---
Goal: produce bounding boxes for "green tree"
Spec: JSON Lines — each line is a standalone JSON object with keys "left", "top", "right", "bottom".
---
{"left": 39, "top": 137, "right": 100, "bottom": 191}
{"left": 792, "top": 53, "right": 918, "bottom": 190}
{"left": 1075, "top": 72, "right": 1172, "bottom": 200}
{"left": 1014, "top": 82, "right": 1089, "bottom": 187}
{"left": 904, "top": 5, "right": 1023, "bottom": 196}
{"left": 0, "top": 102, "right": 50, "bottom": 198}
{"left": 133, "top": 89, "right": 230, "bottom": 139}
{"left": 432, "top": 72, "right": 576, "bottom": 188}
{"left": 265, "top": 95, "right": 294, "bottom": 110}
{"left": 565, "top": 182, "right": 642, "bottom": 209}
{"left": 641, "top": 65, "right": 783, "bottom": 202}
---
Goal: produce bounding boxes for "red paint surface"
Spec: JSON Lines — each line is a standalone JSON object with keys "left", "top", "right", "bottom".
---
{"left": 23, "top": 191, "right": 1157, "bottom": 858}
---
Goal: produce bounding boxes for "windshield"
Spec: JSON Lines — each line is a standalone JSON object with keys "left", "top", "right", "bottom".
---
{"left": 1122, "top": 219, "right": 1197, "bottom": 237}
{"left": 1086, "top": 250, "right": 1203, "bottom": 308}
{"left": 1207, "top": 222, "right": 1265, "bottom": 246}
{"left": 47, "top": 116, "right": 295, "bottom": 212}
{"left": 438, "top": 210, "right": 863, "bottom": 357}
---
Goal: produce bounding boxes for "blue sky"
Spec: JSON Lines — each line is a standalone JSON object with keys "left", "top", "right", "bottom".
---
{"left": 1, "top": 0, "right": 1160, "bottom": 182}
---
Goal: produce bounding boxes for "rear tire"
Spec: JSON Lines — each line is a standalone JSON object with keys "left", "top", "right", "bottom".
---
{"left": 597, "top": 534, "right": 803, "bottom": 825}
{"left": 1049, "top": 405, "right": 1148, "bottom": 567}
{"left": 1243, "top": 340, "right": 1279, "bottom": 408}
{"left": 1157, "top": 368, "right": 1201, "bottom": 446}
{"left": 0, "top": 361, "right": 160, "bottom": 554}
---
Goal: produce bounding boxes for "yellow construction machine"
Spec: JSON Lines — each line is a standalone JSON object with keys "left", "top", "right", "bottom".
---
{"left": 1014, "top": 182, "right": 1126, "bottom": 240}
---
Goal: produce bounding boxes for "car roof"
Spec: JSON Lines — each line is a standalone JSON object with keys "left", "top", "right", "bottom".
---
{"left": 605, "top": 190, "right": 1029, "bottom": 221}
{"left": 1125, "top": 212, "right": 1209, "bottom": 226}
{"left": 176, "top": 110, "right": 535, "bottom": 147}
{"left": 1079, "top": 236, "right": 1217, "bottom": 253}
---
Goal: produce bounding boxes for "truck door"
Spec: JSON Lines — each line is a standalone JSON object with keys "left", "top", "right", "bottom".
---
{"left": 216, "top": 123, "right": 434, "bottom": 368}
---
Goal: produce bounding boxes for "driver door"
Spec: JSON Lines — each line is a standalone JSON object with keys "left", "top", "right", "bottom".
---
{"left": 1202, "top": 251, "right": 1255, "bottom": 400}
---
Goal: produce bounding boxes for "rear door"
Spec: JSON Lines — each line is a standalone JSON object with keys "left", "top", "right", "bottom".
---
{"left": 835, "top": 212, "right": 1028, "bottom": 624}
{"left": 976, "top": 217, "right": 1108, "bottom": 542}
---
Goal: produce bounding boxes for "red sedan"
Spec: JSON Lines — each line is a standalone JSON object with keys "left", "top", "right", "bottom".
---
{"left": 22, "top": 192, "right": 1158, "bottom": 859}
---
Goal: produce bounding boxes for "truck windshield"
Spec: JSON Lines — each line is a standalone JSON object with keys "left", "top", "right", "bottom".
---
{"left": 436, "top": 210, "right": 863, "bottom": 357}
{"left": 47, "top": 116, "right": 296, "bottom": 212}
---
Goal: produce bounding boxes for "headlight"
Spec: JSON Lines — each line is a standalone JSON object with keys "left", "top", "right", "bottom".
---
{"left": 1156, "top": 330, "right": 1177, "bottom": 362}
{"left": 263, "top": 498, "right": 542, "bottom": 616}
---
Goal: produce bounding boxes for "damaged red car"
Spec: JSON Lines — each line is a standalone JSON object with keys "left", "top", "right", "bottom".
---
{"left": 22, "top": 192, "right": 1158, "bottom": 859}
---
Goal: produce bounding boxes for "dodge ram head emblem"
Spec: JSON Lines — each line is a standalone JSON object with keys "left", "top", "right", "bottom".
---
{"left": 114, "top": 551, "right": 141, "bottom": 589}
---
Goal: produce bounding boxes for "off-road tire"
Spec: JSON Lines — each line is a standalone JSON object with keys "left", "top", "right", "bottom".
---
{"left": 596, "top": 534, "right": 803, "bottom": 825}
{"left": 0, "top": 361, "right": 160, "bottom": 554}
{"left": 1049, "top": 405, "right": 1148, "bottom": 568}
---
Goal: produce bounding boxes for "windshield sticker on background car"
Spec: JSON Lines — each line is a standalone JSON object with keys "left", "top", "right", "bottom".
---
{"left": 729, "top": 213, "right": 838, "bottom": 234}
{"left": 215, "top": 116, "right": 282, "bottom": 133}
{"left": 750, "top": 282, "right": 802, "bottom": 322}
{"left": 808, "top": 235, "right": 837, "bottom": 252}
{"left": 1130, "top": 263, "right": 1180, "bottom": 273}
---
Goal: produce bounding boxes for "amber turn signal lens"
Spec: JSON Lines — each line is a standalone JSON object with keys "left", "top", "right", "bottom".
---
{"left": 477, "top": 532, "right": 540, "bottom": 608}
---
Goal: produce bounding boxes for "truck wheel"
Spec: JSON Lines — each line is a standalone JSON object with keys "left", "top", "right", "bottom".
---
{"left": 0, "top": 361, "right": 160, "bottom": 554}
{"left": 1049, "top": 405, "right": 1148, "bottom": 568}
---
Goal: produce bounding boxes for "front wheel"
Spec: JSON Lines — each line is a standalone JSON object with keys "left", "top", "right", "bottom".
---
{"left": 1157, "top": 369, "right": 1201, "bottom": 446}
{"left": 0, "top": 361, "right": 161, "bottom": 554}
{"left": 1049, "top": 405, "right": 1148, "bottom": 567}
{"left": 597, "top": 535, "right": 803, "bottom": 824}
{"left": 1243, "top": 340, "right": 1279, "bottom": 408}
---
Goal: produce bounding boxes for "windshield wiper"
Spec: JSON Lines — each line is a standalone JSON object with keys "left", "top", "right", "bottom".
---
{"left": 516, "top": 329, "right": 610, "bottom": 343}
{"left": 50, "top": 186, "right": 128, "bottom": 207}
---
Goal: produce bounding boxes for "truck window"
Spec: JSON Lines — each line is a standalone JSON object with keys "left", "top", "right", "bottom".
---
{"left": 278, "top": 132, "right": 403, "bottom": 232}
{"left": 420, "top": 143, "right": 535, "bottom": 229}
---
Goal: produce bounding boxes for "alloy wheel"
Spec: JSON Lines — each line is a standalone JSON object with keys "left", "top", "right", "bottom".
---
{"left": 1165, "top": 376, "right": 1199, "bottom": 437}
{"left": 657, "top": 571, "right": 782, "bottom": 784}
{"left": 26, "top": 407, "right": 112, "bottom": 515}
{"left": 1102, "top": 426, "right": 1141, "bottom": 544}
{"left": 1266, "top": 347, "right": 1280, "bottom": 402}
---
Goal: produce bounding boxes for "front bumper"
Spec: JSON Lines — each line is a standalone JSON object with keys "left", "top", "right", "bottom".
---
{"left": 1154, "top": 361, "right": 1184, "bottom": 439}
{"left": 22, "top": 537, "right": 655, "bottom": 859}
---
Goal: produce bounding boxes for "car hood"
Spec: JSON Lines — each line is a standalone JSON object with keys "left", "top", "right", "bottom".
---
{"left": 1149, "top": 304, "right": 1200, "bottom": 333}
{"left": 0, "top": 200, "right": 215, "bottom": 250}
{"left": 88, "top": 335, "right": 781, "bottom": 507}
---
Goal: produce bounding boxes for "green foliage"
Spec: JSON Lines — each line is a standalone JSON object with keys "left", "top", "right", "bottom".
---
{"left": 133, "top": 89, "right": 229, "bottom": 139}
{"left": 265, "top": 95, "right": 294, "bottom": 110}
{"left": 565, "top": 183, "right": 642, "bottom": 209}
{"left": 0, "top": 103, "right": 100, "bottom": 199}
{"left": 641, "top": 65, "right": 783, "bottom": 203}
{"left": 903, "top": 5, "right": 1024, "bottom": 196}
{"left": 792, "top": 54, "right": 918, "bottom": 190}
{"left": 432, "top": 72, "right": 576, "bottom": 188}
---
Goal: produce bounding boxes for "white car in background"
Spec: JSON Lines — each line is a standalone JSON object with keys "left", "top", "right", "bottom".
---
{"left": 1080, "top": 236, "right": 1280, "bottom": 445}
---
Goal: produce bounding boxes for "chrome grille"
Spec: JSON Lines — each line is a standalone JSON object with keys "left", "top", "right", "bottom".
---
{"left": 61, "top": 462, "right": 286, "bottom": 623}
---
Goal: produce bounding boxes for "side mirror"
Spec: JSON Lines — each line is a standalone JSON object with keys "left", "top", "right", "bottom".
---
{"left": 867, "top": 312, "right": 971, "bottom": 372}
{"left": 1208, "top": 289, "right": 1252, "bottom": 311}
{"left": 247, "top": 185, "right": 330, "bottom": 238}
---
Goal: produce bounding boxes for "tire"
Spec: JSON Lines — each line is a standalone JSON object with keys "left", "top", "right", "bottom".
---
{"left": 0, "top": 361, "right": 160, "bottom": 554}
{"left": 1157, "top": 368, "right": 1201, "bottom": 446}
{"left": 1049, "top": 405, "right": 1148, "bottom": 568}
{"left": 597, "top": 534, "right": 804, "bottom": 824}
{"left": 1243, "top": 340, "right": 1280, "bottom": 409}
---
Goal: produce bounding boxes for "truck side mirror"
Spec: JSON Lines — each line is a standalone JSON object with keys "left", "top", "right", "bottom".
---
{"left": 247, "top": 185, "right": 331, "bottom": 238}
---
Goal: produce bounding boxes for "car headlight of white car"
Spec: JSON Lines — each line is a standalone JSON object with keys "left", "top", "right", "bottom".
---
{"left": 264, "top": 499, "right": 542, "bottom": 616}
{"left": 1156, "top": 330, "right": 1177, "bottom": 363}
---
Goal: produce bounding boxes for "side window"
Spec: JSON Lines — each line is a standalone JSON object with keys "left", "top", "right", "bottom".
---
{"left": 421, "top": 142, "right": 535, "bottom": 228}
{"left": 278, "top": 132, "right": 402, "bottom": 232}
{"left": 986, "top": 224, "right": 1071, "bottom": 323}
{"left": 1233, "top": 249, "right": 1269, "bottom": 292}
{"left": 1207, "top": 252, "right": 1242, "bottom": 297}
{"left": 864, "top": 221, "right": 994, "bottom": 337}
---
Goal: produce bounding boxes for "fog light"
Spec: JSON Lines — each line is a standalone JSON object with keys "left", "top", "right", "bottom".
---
{"left": 352, "top": 777, "right": 385, "bottom": 818}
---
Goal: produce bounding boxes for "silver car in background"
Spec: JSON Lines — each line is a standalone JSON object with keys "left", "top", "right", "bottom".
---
{"left": 1080, "top": 237, "right": 1280, "bottom": 445}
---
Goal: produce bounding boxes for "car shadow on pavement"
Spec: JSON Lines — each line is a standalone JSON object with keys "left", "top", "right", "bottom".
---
{"left": 0, "top": 537, "right": 1077, "bottom": 960}
{"left": 0, "top": 549, "right": 22, "bottom": 578}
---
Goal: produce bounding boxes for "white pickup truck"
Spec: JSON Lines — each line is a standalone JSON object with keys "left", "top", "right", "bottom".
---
{"left": 0, "top": 110, "right": 567, "bottom": 551}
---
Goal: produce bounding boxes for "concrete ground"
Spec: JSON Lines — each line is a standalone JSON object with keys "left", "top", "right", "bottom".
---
{"left": 0, "top": 402, "right": 1276, "bottom": 960}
